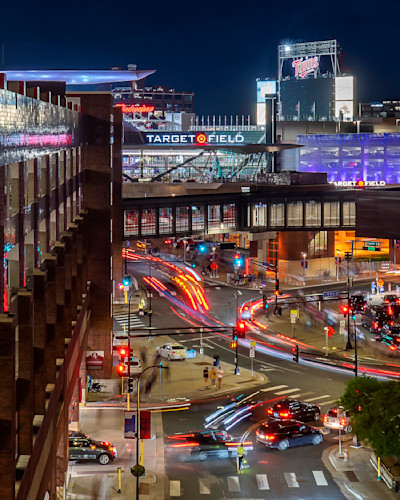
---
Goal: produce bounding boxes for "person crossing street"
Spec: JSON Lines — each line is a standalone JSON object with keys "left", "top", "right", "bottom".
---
{"left": 236, "top": 443, "right": 246, "bottom": 473}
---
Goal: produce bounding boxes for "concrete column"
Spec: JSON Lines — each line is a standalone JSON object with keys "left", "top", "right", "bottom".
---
{"left": 25, "top": 231, "right": 35, "bottom": 276}
{"left": 53, "top": 242, "right": 67, "bottom": 361}
{"left": 0, "top": 314, "right": 16, "bottom": 498}
{"left": 43, "top": 255, "right": 57, "bottom": 386}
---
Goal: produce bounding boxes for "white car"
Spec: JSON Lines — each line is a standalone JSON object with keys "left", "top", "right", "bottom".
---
{"left": 322, "top": 407, "right": 352, "bottom": 433}
{"left": 113, "top": 333, "right": 130, "bottom": 349}
{"left": 156, "top": 344, "right": 187, "bottom": 360}
{"left": 118, "top": 356, "right": 142, "bottom": 376}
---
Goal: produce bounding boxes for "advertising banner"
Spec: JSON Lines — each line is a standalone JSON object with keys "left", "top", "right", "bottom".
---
{"left": 86, "top": 351, "right": 104, "bottom": 370}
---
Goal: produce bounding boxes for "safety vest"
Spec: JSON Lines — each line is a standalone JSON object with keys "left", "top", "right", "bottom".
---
{"left": 236, "top": 446, "right": 245, "bottom": 457}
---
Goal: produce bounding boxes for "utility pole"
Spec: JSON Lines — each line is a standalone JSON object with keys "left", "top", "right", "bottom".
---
{"left": 345, "top": 252, "right": 353, "bottom": 350}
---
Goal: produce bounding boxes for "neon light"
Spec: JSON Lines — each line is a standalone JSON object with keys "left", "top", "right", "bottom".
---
{"left": 292, "top": 57, "right": 319, "bottom": 78}
{"left": 115, "top": 104, "right": 155, "bottom": 113}
{"left": 196, "top": 132, "right": 207, "bottom": 145}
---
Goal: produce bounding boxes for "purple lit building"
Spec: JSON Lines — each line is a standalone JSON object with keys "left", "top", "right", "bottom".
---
{"left": 297, "top": 133, "right": 400, "bottom": 184}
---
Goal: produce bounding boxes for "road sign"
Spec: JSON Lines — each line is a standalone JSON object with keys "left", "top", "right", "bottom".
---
{"left": 378, "top": 279, "right": 384, "bottom": 287}
{"left": 363, "top": 241, "right": 380, "bottom": 247}
{"left": 210, "top": 262, "right": 218, "bottom": 271}
{"left": 250, "top": 341, "right": 256, "bottom": 348}
{"left": 362, "top": 246, "right": 381, "bottom": 252}
{"left": 140, "top": 410, "right": 151, "bottom": 440}
{"left": 124, "top": 411, "right": 136, "bottom": 439}
{"left": 323, "top": 291, "right": 339, "bottom": 298}
{"left": 340, "top": 320, "right": 345, "bottom": 335}
{"left": 249, "top": 350, "right": 255, "bottom": 358}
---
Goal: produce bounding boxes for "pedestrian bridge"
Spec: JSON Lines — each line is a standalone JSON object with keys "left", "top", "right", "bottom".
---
{"left": 122, "top": 182, "right": 400, "bottom": 240}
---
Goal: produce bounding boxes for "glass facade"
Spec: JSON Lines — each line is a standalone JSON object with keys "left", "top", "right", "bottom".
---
{"left": 0, "top": 88, "right": 82, "bottom": 165}
{"left": 298, "top": 132, "right": 400, "bottom": 183}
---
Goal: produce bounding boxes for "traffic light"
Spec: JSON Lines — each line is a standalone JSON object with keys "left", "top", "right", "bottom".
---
{"left": 275, "top": 279, "right": 280, "bottom": 296}
{"left": 127, "top": 378, "right": 134, "bottom": 393}
{"left": 117, "top": 363, "right": 125, "bottom": 375}
{"left": 231, "top": 336, "right": 238, "bottom": 349}
{"left": 341, "top": 304, "right": 350, "bottom": 316}
{"left": 119, "top": 346, "right": 129, "bottom": 362}
{"left": 262, "top": 294, "right": 268, "bottom": 309}
{"left": 236, "top": 320, "right": 246, "bottom": 338}
{"left": 351, "top": 308, "right": 356, "bottom": 321}
{"left": 292, "top": 344, "right": 299, "bottom": 363}
{"left": 122, "top": 274, "right": 132, "bottom": 287}
{"left": 234, "top": 254, "right": 243, "bottom": 267}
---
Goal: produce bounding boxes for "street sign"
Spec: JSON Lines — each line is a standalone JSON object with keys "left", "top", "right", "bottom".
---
{"left": 323, "top": 291, "right": 339, "bottom": 298}
{"left": 290, "top": 314, "right": 296, "bottom": 324}
{"left": 378, "top": 279, "right": 384, "bottom": 287}
{"left": 124, "top": 411, "right": 136, "bottom": 439}
{"left": 249, "top": 350, "right": 255, "bottom": 358}
{"left": 210, "top": 262, "right": 218, "bottom": 271}
{"left": 140, "top": 410, "right": 151, "bottom": 440}
{"left": 340, "top": 320, "right": 345, "bottom": 335}
{"left": 362, "top": 246, "right": 381, "bottom": 252}
{"left": 250, "top": 341, "right": 256, "bottom": 348}
{"left": 362, "top": 241, "right": 380, "bottom": 247}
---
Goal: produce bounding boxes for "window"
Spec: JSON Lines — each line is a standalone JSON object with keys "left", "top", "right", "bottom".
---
{"left": 270, "top": 203, "right": 284, "bottom": 227}
{"left": 208, "top": 205, "right": 221, "bottom": 231}
{"left": 305, "top": 201, "right": 321, "bottom": 227}
{"left": 124, "top": 210, "right": 139, "bottom": 236}
{"left": 324, "top": 201, "right": 340, "bottom": 226}
{"left": 159, "top": 207, "right": 172, "bottom": 234}
{"left": 141, "top": 209, "right": 156, "bottom": 235}
{"left": 176, "top": 206, "right": 189, "bottom": 232}
{"left": 223, "top": 203, "right": 236, "bottom": 228}
{"left": 343, "top": 201, "right": 355, "bottom": 226}
{"left": 287, "top": 201, "right": 303, "bottom": 227}
{"left": 251, "top": 203, "right": 267, "bottom": 227}
{"left": 191, "top": 206, "right": 204, "bottom": 231}
{"left": 184, "top": 95, "right": 193, "bottom": 102}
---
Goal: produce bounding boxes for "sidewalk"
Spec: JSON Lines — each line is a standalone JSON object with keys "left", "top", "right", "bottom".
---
{"left": 322, "top": 444, "right": 399, "bottom": 499}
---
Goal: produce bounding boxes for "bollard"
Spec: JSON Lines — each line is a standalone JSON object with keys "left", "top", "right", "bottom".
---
{"left": 117, "top": 467, "right": 122, "bottom": 493}
{"left": 343, "top": 449, "right": 349, "bottom": 462}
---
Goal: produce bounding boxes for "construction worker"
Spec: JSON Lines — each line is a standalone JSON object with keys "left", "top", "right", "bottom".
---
{"left": 236, "top": 443, "right": 246, "bottom": 473}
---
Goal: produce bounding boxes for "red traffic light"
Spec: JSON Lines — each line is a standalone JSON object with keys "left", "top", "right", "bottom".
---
{"left": 237, "top": 321, "right": 245, "bottom": 330}
{"left": 341, "top": 305, "right": 349, "bottom": 316}
{"left": 120, "top": 347, "right": 127, "bottom": 356}
{"left": 117, "top": 363, "right": 124, "bottom": 374}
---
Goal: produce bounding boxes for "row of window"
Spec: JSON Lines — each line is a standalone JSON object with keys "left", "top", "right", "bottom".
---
{"left": 249, "top": 201, "right": 355, "bottom": 228}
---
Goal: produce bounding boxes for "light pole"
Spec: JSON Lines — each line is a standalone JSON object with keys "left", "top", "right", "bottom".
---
{"left": 336, "top": 250, "right": 340, "bottom": 281}
{"left": 134, "top": 364, "right": 168, "bottom": 500}
{"left": 345, "top": 252, "right": 353, "bottom": 350}
{"left": 301, "top": 252, "right": 307, "bottom": 279}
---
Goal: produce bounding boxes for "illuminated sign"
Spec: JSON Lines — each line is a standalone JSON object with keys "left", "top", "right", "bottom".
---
{"left": 0, "top": 133, "right": 73, "bottom": 148}
{"left": 115, "top": 104, "right": 155, "bottom": 113}
{"left": 329, "top": 180, "right": 386, "bottom": 187}
{"left": 257, "top": 81, "right": 277, "bottom": 103}
{"left": 145, "top": 132, "right": 245, "bottom": 145}
{"left": 292, "top": 57, "right": 319, "bottom": 78}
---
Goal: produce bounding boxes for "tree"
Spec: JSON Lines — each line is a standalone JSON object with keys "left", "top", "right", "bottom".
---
{"left": 338, "top": 377, "right": 400, "bottom": 460}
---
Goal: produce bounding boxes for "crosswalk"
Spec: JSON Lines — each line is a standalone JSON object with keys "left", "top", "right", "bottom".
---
{"left": 113, "top": 312, "right": 146, "bottom": 331}
{"left": 167, "top": 470, "right": 329, "bottom": 496}
{"left": 259, "top": 384, "right": 336, "bottom": 406}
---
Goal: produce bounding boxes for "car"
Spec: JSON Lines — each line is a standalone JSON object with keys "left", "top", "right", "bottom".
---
{"left": 266, "top": 399, "right": 321, "bottom": 422}
{"left": 382, "top": 294, "right": 400, "bottom": 305}
{"left": 113, "top": 333, "right": 130, "bottom": 349}
{"left": 378, "top": 323, "right": 400, "bottom": 338}
{"left": 351, "top": 292, "right": 366, "bottom": 312}
{"left": 322, "top": 407, "right": 352, "bottom": 433}
{"left": 375, "top": 333, "right": 400, "bottom": 351}
{"left": 205, "top": 391, "right": 266, "bottom": 430}
{"left": 256, "top": 419, "right": 324, "bottom": 450}
{"left": 156, "top": 343, "right": 187, "bottom": 360}
{"left": 362, "top": 305, "right": 391, "bottom": 333}
{"left": 166, "top": 430, "right": 252, "bottom": 461}
{"left": 68, "top": 432, "right": 117, "bottom": 465}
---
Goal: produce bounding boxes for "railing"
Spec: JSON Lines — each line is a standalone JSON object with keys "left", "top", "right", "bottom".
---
{"left": 370, "top": 451, "right": 400, "bottom": 491}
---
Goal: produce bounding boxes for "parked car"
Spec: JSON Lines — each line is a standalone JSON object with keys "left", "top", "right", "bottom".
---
{"left": 375, "top": 333, "right": 400, "bottom": 351}
{"left": 156, "top": 344, "right": 187, "bottom": 360}
{"left": 322, "top": 407, "right": 352, "bottom": 433}
{"left": 166, "top": 430, "right": 252, "bottom": 461}
{"left": 378, "top": 323, "right": 400, "bottom": 338}
{"left": 266, "top": 399, "right": 321, "bottom": 422}
{"left": 68, "top": 432, "right": 117, "bottom": 465}
{"left": 256, "top": 419, "right": 323, "bottom": 450}
{"left": 113, "top": 333, "right": 130, "bottom": 349}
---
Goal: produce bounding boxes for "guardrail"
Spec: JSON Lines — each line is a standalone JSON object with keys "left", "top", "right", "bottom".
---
{"left": 370, "top": 450, "right": 400, "bottom": 491}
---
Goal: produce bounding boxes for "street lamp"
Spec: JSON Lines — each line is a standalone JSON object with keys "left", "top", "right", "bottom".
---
{"left": 134, "top": 364, "right": 168, "bottom": 500}
{"left": 301, "top": 252, "right": 307, "bottom": 278}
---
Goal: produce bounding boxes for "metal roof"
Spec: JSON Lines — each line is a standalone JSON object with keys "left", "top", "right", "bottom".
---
{"left": 3, "top": 69, "right": 156, "bottom": 84}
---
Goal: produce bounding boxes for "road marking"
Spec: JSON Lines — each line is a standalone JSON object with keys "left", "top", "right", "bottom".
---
{"left": 227, "top": 476, "right": 241, "bottom": 492}
{"left": 295, "top": 391, "right": 314, "bottom": 399}
{"left": 319, "top": 399, "right": 336, "bottom": 406}
{"left": 274, "top": 388, "right": 300, "bottom": 395}
{"left": 260, "top": 385, "right": 287, "bottom": 392}
{"left": 258, "top": 366, "right": 275, "bottom": 372}
{"left": 304, "top": 395, "right": 330, "bottom": 402}
{"left": 256, "top": 474, "right": 270, "bottom": 490}
{"left": 170, "top": 480, "right": 181, "bottom": 496}
{"left": 199, "top": 477, "right": 211, "bottom": 494}
{"left": 215, "top": 286, "right": 221, "bottom": 290}
{"left": 284, "top": 472, "right": 299, "bottom": 488}
{"left": 313, "top": 470, "right": 328, "bottom": 486}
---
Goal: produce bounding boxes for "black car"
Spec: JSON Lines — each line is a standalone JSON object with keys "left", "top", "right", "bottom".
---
{"left": 379, "top": 323, "right": 400, "bottom": 338}
{"left": 68, "top": 432, "right": 117, "bottom": 465}
{"left": 375, "top": 333, "right": 400, "bottom": 351}
{"left": 166, "top": 430, "right": 252, "bottom": 461}
{"left": 362, "top": 305, "right": 391, "bottom": 333}
{"left": 256, "top": 419, "right": 324, "bottom": 450}
{"left": 266, "top": 399, "right": 321, "bottom": 422}
{"left": 351, "top": 292, "right": 366, "bottom": 312}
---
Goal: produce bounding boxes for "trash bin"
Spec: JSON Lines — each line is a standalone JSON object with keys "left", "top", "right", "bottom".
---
{"left": 213, "top": 355, "right": 220, "bottom": 367}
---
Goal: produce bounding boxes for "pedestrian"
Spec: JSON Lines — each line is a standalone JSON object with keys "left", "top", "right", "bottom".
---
{"left": 217, "top": 366, "right": 224, "bottom": 388}
{"left": 236, "top": 443, "right": 246, "bottom": 473}
{"left": 210, "top": 366, "right": 217, "bottom": 388}
{"left": 203, "top": 366, "right": 209, "bottom": 388}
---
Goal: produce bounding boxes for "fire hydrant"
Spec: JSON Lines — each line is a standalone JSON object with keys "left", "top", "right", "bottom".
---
{"left": 343, "top": 449, "right": 349, "bottom": 462}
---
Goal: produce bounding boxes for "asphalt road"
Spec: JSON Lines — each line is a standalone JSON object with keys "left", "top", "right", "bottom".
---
{"left": 125, "top": 259, "right": 352, "bottom": 499}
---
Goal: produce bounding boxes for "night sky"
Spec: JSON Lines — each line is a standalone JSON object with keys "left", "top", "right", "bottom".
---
{"left": 2, "top": 0, "right": 399, "bottom": 118}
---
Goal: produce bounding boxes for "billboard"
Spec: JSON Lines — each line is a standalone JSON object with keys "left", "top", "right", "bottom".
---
{"left": 280, "top": 78, "right": 334, "bottom": 121}
{"left": 124, "top": 130, "right": 266, "bottom": 146}
{"left": 257, "top": 81, "right": 276, "bottom": 103}
{"left": 334, "top": 76, "right": 354, "bottom": 121}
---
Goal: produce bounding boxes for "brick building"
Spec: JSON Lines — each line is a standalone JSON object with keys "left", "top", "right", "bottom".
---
{"left": 0, "top": 69, "right": 147, "bottom": 499}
